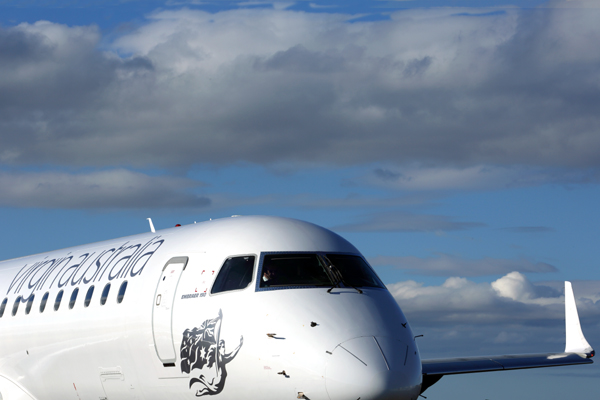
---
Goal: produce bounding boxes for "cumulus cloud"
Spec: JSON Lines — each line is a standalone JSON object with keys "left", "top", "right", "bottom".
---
{"left": 388, "top": 272, "right": 598, "bottom": 325}
{"left": 369, "top": 165, "right": 600, "bottom": 191}
{"left": 0, "top": 169, "right": 209, "bottom": 209}
{"left": 389, "top": 272, "right": 600, "bottom": 356}
{"left": 0, "top": 5, "right": 600, "bottom": 176}
{"left": 491, "top": 271, "right": 561, "bottom": 303}
{"left": 370, "top": 253, "right": 558, "bottom": 276}
{"left": 333, "top": 211, "right": 484, "bottom": 232}
{"left": 540, "top": 279, "right": 600, "bottom": 303}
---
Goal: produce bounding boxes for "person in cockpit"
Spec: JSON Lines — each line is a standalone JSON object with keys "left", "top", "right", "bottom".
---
{"left": 262, "top": 267, "right": 276, "bottom": 286}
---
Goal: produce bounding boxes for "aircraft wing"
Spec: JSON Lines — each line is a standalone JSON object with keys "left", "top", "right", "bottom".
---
{"left": 422, "top": 351, "right": 593, "bottom": 375}
{"left": 420, "top": 282, "right": 595, "bottom": 394}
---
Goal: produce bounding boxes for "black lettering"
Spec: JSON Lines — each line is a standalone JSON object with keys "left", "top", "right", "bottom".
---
{"left": 70, "top": 253, "right": 96, "bottom": 286}
{"left": 108, "top": 244, "right": 141, "bottom": 280}
{"left": 7, "top": 263, "right": 37, "bottom": 295}
{"left": 49, "top": 256, "right": 75, "bottom": 289}
{"left": 7, "top": 237, "right": 167, "bottom": 294}
{"left": 16, "top": 260, "right": 52, "bottom": 294}
{"left": 82, "top": 251, "right": 109, "bottom": 285}
{"left": 97, "top": 243, "right": 130, "bottom": 282}
{"left": 31, "top": 261, "right": 54, "bottom": 292}
{"left": 129, "top": 239, "right": 164, "bottom": 277}
{"left": 89, "top": 249, "right": 116, "bottom": 283}
{"left": 57, "top": 257, "right": 80, "bottom": 288}
{"left": 41, "top": 257, "right": 69, "bottom": 290}
{"left": 119, "top": 241, "right": 147, "bottom": 279}
{"left": 123, "top": 237, "right": 158, "bottom": 277}
{"left": 23, "top": 261, "right": 54, "bottom": 298}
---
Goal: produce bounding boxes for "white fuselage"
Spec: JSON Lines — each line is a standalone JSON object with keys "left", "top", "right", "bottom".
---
{"left": 0, "top": 216, "right": 422, "bottom": 400}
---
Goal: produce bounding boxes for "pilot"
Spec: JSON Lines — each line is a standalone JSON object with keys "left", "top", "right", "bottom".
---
{"left": 262, "top": 267, "right": 276, "bottom": 285}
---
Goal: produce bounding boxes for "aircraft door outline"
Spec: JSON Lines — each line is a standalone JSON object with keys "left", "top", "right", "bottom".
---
{"left": 152, "top": 256, "right": 188, "bottom": 366}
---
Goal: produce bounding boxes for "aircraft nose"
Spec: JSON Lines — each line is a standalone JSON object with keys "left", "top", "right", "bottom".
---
{"left": 325, "top": 336, "right": 422, "bottom": 400}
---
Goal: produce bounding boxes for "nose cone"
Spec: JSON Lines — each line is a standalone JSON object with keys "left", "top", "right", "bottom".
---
{"left": 325, "top": 336, "right": 422, "bottom": 400}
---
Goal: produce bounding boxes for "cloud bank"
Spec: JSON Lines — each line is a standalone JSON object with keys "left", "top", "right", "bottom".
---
{"left": 0, "top": 170, "right": 209, "bottom": 209}
{"left": 371, "top": 253, "right": 558, "bottom": 276}
{"left": 1, "top": 4, "right": 599, "bottom": 171}
{"left": 334, "top": 211, "right": 485, "bottom": 232}
{"left": 389, "top": 272, "right": 600, "bottom": 356}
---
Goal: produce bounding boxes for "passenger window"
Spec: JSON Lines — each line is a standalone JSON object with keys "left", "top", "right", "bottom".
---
{"left": 101, "top": 283, "right": 111, "bottom": 305}
{"left": 84, "top": 286, "right": 94, "bottom": 307}
{"left": 54, "top": 290, "right": 64, "bottom": 311}
{"left": 211, "top": 256, "right": 255, "bottom": 294}
{"left": 25, "top": 295, "right": 35, "bottom": 315}
{"left": 117, "top": 281, "right": 128, "bottom": 304}
{"left": 40, "top": 292, "right": 49, "bottom": 313}
{"left": 69, "top": 288, "right": 79, "bottom": 309}
{"left": 12, "top": 296, "right": 22, "bottom": 316}
{"left": 0, "top": 298, "right": 7, "bottom": 318}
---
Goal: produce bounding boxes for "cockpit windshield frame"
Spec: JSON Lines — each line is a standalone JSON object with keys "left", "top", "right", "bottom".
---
{"left": 255, "top": 251, "right": 386, "bottom": 292}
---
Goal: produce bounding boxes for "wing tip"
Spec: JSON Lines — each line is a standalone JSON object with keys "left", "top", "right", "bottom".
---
{"left": 564, "top": 281, "right": 594, "bottom": 357}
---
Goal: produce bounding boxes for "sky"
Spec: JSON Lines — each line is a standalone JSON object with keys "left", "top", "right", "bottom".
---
{"left": 1, "top": 0, "right": 599, "bottom": 398}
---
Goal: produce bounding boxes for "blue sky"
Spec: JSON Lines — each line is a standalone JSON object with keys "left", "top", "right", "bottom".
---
{"left": 1, "top": 0, "right": 599, "bottom": 398}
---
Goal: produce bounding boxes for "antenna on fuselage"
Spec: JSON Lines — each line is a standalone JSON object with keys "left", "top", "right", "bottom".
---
{"left": 147, "top": 218, "right": 156, "bottom": 233}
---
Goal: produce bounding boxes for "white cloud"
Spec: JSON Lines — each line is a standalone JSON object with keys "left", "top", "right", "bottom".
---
{"left": 493, "top": 271, "right": 550, "bottom": 303}
{"left": 333, "top": 211, "right": 485, "bottom": 232}
{"left": 289, "top": 192, "right": 437, "bottom": 208}
{"left": 388, "top": 272, "right": 598, "bottom": 325}
{"left": 1, "top": 5, "right": 600, "bottom": 178}
{"left": 500, "top": 226, "right": 554, "bottom": 233}
{"left": 0, "top": 170, "right": 209, "bottom": 209}
{"left": 371, "top": 165, "right": 513, "bottom": 191}
{"left": 389, "top": 272, "right": 600, "bottom": 357}
{"left": 369, "top": 165, "right": 600, "bottom": 191}
{"left": 543, "top": 0, "right": 600, "bottom": 8}
{"left": 371, "top": 253, "right": 558, "bottom": 276}
{"left": 237, "top": 2, "right": 296, "bottom": 10}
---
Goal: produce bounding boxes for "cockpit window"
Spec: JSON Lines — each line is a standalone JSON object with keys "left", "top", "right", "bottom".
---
{"left": 211, "top": 256, "right": 255, "bottom": 294}
{"left": 258, "top": 252, "right": 385, "bottom": 291}
{"left": 259, "top": 254, "right": 332, "bottom": 288}
{"left": 324, "top": 254, "right": 385, "bottom": 289}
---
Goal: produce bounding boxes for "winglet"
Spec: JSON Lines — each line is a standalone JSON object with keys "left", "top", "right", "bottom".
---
{"left": 564, "top": 281, "right": 594, "bottom": 356}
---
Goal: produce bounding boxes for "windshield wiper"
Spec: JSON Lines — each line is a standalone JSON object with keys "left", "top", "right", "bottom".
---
{"left": 321, "top": 256, "right": 362, "bottom": 294}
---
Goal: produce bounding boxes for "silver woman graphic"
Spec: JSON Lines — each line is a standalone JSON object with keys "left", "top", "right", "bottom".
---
{"left": 180, "top": 310, "right": 243, "bottom": 397}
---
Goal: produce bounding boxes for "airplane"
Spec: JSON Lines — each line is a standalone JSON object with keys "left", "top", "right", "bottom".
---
{"left": 0, "top": 215, "right": 594, "bottom": 400}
